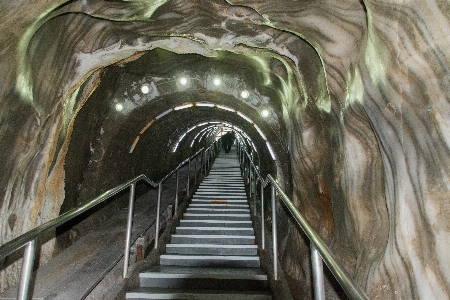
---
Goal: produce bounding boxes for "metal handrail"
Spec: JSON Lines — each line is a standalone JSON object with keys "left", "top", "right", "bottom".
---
{"left": 237, "top": 143, "right": 368, "bottom": 300}
{"left": 0, "top": 141, "right": 217, "bottom": 300}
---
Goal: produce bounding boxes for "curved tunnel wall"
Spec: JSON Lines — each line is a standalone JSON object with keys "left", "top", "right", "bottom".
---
{"left": 1, "top": 1, "right": 450, "bottom": 299}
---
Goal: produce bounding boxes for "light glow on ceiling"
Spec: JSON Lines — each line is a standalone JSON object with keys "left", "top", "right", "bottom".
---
{"left": 254, "top": 124, "right": 267, "bottom": 141}
{"left": 174, "top": 103, "right": 194, "bottom": 110}
{"left": 195, "top": 102, "right": 215, "bottom": 107}
{"left": 156, "top": 109, "right": 173, "bottom": 119}
{"left": 241, "top": 90, "right": 249, "bottom": 98}
{"left": 213, "top": 77, "right": 221, "bottom": 86}
{"left": 261, "top": 109, "right": 270, "bottom": 117}
{"left": 179, "top": 77, "right": 188, "bottom": 86}
{"left": 115, "top": 103, "right": 124, "bottom": 111}
{"left": 216, "top": 105, "right": 235, "bottom": 112}
{"left": 237, "top": 111, "right": 253, "bottom": 123}
{"left": 141, "top": 84, "right": 150, "bottom": 94}
{"left": 266, "top": 142, "right": 276, "bottom": 160}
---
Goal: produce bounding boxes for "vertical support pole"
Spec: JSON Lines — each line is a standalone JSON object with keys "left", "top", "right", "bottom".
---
{"left": 154, "top": 183, "right": 162, "bottom": 249}
{"left": 174, "top": 169, "right": 179, "bottom": 215}
{"left": 202, "top": 150, "right": 206, "bottom": 175}
{"left": 186, "top": 159, "right": 191, "bottom": 197}
{"left": 253, "top": 169, "right": 257, "bottom": 204}
{"left": 123, "top": 182, "right": 136, "bottom": 278}
{"left": 247, "top": 157, "right": 251, "bottom": 185}
{"left": 249, "top": 165, "right": 253, "bottom": 198}
{"left": 271, "top": 184, "right": 278, "bottom": 280}
{"left": 253, "top": 175, "right": 257, "bottom": 217}
{"left": 194, "top": 157, "right": 197, "bottom": 185}
{"left": 17, "top": 239, "right": 36, "bottom": 300}
{"left": 311, "top": 245, "right": 326, "bottom": 300}
{"left": 261, "top": 183, "right": 265, "bottom": 250}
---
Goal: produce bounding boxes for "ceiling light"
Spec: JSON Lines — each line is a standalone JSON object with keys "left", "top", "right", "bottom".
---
{"left": 195, "top": 102, "right": 215, "bottom": 107}
{"left": 174, "top": 103, "right": 193, "bottom": 110}
{"left": 213, "top": 77, "right": 221, "bottom": 86}
{"left": 115, "top": 103, "right": 124, "bottom": 112}
{"left": 141, "top": 84, "right": 150, "bottom": 94}
{"left": 216, "top": 105, "right": 235, "bottom": 112}
{"left": 179, "top": 77, "right": 188, "bottom": 86}
{"left": 261, "top": 109, "right": 270, "bottom": 118}
{"left": 237, "top": 111, "right": 253, "bottom": 123}
{"left": 241, "top": 90, "right": 249, "bottom": 98}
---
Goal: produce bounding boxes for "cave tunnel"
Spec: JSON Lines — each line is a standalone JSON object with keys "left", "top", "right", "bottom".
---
{"left": 1, "top": 0, "right": 450, "bottom": 299}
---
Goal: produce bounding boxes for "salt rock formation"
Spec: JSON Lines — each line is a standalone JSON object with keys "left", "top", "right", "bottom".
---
{"left": 0, "top": 0, "right": 450, "bottom": 299}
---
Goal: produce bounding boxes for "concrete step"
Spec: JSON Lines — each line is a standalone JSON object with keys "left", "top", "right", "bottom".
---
{"left": 191, "top": 199, "right": 248, "bottom": 204}
{"left": 192, "top": 195, "right": 248, "bottom": 199}
{"left": 197, "top": 188, "right": 246, "bottom": 192}
{"left": 175, "top": 227, "right": 254, "bottom": 236}
{"left": 165, "top": 244, "right": 258, "bottom": 255}
{"left": 137, "top": 266, "right": 267, "bottom": 290}
{"left": 179, "top": 219, "right": 252, "bottom": 227}
{"left": 170, "top": 234, "right": 255, "bottom": 244}
{"left": 182, "top": 213, "right": 251, "bottom": 220}
{"left": 160, "top": 254, "right": 261, "bottom": 268}
{"left": 188, "top": 204, "right": 249, "bottom": 208}
{"left": 186, "top": 208, "right": 250, "bottom": 213}
{"left": 126, "top": 288, "right": 272, "bottom": 299}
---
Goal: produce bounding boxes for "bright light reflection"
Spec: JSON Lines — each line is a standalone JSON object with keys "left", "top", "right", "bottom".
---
{"left": 241, "top": 90, "right": 249, "bottom": 98}
{"left": 180, "top": 77, "right": 188, "bottom": 85}
{"left": 237, "top": 111, "right": 253, "bottom": 123}
{"left": 115, "top": 103, "right": 124, "bottom": 111}
{"left": 216, "top": 105, "right": 235, "bottom": 112}
{"left": 213, "top": 77, "right": 221, "bottom": 86}
{"left": 174, "top": 103, "right": 193, "bottom": 110}
{"left": 196, "top": 102, "right": 215, "bottom": 107}
{"left": 261, "top": 109, "right": 270, "bottom": 117}
{"left": 141, "top": 85, "right": 150, "bottom": 94}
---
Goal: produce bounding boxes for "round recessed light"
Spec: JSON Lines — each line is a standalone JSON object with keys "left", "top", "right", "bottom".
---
{"left": 261, "top": 109, "right": 270, "bottom": 117}
{"left": 241, "top": 90, "right": 249, "bottom": 98}
{"left": 180, "top": 77, "right": 188, "bottom": 86}
{"left": 213, "top": 77, "right": 221, "bottom": 86}
{"left": 115, "top": 103, "right": 124, "bottom": 112}
{"left": 141, "top": 84, "right": 150, "bottom": 94}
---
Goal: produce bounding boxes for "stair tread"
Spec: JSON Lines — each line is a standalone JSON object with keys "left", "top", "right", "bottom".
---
{"left": 127, "top": 288, "right": 271, "bottom": 299}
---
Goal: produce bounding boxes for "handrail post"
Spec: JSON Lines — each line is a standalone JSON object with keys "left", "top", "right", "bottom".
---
{"left": 271, "top": 184, "right": 278, "bottom": 280}
{"left": 253, "top": 170, "right": 257, "bottom": 214}
{"left": 249, "top": 164, "right": 253, "bottom": 198}
{"left": 311, "top": 244, "right": 326, "bottom": 300}
{"left": 174, "top": 169, "right": 179, "bottom": 215}
{"left": 194, "top": 157, "right": 197, "bottom": 185}
{"left": 261, "top": 182, "right": 265, "bottom": 250}
{"left": 17, "top": 239, "right": 36, "bottom": 300}
{"left": 154, "top": 183, "right": 162, "bottom": 249}
{"left": 247, "top": 157, "right": 251, "bottom": 185}
{"left": 202, "top": 151, "right": 206, "bottom": 176}
{"left": 123, "top": 182, "right": 136, "bottom": 278}
{"left": 186, "top": 158, "right": 191, "bottom": 197}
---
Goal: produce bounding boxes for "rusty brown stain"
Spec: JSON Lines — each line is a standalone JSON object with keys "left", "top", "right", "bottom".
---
{"left": 139, "top": 119, "right": 155, "bottom": 134}
{"left": 136, "top": 244, "right": 144, "bottom": 262}
{"left": 211, "top": 200, "right": 228, "bottom": 204}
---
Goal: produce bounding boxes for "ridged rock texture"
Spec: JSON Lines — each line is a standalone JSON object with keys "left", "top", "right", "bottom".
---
{"left": 1, "top": 0, "right": 450, "bottom": 299}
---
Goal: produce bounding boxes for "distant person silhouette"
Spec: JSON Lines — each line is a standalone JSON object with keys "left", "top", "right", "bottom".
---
{"left": 222, "top": 131, "right": 235, "bottom": 153}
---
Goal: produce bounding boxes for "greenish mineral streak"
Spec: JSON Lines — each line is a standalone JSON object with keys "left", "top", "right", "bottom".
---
{"left": 15, "top": 0, "right": 168, "bottom": 105}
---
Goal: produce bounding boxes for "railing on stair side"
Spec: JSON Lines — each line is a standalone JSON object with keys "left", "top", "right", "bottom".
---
{"left": 0, "top": 141, "right": 219, "bottom": 300}
{"left": 236, "top": 142, "right": 368, "bottom": 300}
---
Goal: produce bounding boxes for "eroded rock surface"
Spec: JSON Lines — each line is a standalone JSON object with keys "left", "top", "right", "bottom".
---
{"left": 1, "top": 0, "right": 450, "bottom": 299}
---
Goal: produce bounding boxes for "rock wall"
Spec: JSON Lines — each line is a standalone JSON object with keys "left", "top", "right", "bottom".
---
{"left": 0, "top": 0, "right": 449, "bottom": 298}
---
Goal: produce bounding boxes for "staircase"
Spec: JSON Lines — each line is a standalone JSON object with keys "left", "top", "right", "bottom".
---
{"left": 126, "top": 150, "right": 272, "bottom": 299}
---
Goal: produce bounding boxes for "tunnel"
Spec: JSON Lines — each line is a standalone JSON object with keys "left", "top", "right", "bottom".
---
{"left": 1, "top": 0, "right": 450, "bottom": 299}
